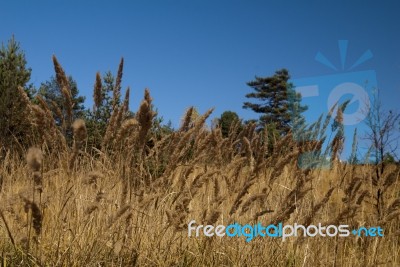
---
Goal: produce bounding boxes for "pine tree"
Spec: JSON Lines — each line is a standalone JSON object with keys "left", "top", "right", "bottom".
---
{"left": 85, "top": 71, "right": 114, "bottom": 149}
{"left": 36, "top": 75, "right": 86, "bottom": 145}
{"left": 219, "top": 111, "right": 241, "bottom": 137}
{"left": 37, "top": 75, "right": 86, "bottom": 124}
{"left": 243, "top": 69, "right": 307, "bottom": 135}
{"left": 0, "top": 36, "right": 33, "bottom": 153}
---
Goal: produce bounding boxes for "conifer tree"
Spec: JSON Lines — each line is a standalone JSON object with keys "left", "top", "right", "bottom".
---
{"left": 243, "top": 69, "right": 307, "bottom": 135}
{"left": 0, "top": 36, "right": 33, "bottom": 152}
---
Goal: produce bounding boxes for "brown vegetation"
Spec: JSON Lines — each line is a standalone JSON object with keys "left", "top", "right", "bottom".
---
{"left": 0, "top": 58, "right": 399, "bottom": 266}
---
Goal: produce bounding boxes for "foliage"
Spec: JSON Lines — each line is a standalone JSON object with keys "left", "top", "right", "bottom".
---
{"left": 85, "top": 71, "right": 116, "bottom": 149}
{"left": 219, "top": 110, "right": 241, "bottom": 137}
{"left": 36, "top": 75, "right": 85, "bottom": 146}
{"left": 0, "top": 91, "right": 399, "bottom": 265}
{"left": 0, "top": 36, "right": 33, "bottom": 153}
{"left": 37, "top": 75, "right": 86, "bottom": 124}
{"left": 0, "top": 45, "right": 399, "bottom": 266}
{"left": 243, "top": 69, "right": 307, "bottom": 135}
{"left": 383, "top": 152, "right": 396, "bottom": 164}
{"left": 152, "top": 113, "right": 174, "bottom": 140}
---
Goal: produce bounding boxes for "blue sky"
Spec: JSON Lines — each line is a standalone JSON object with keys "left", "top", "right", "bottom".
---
{"left": 1, "top": 1, "right": 400, "bottom": 158}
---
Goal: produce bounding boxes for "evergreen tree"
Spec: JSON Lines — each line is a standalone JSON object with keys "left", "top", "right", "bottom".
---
{"left": 0, "top": 36, "right": 33, "bottom": 152}
{"left": 85, "top": 71, "right": 118, "bottom": 149}
{"left": 243, "top": 69, "right": 307, "bottom": 135}
{"left": 37, "top": 75, "right": 85, "bottom": 143}
{"left": 219, "top": 111, "right": 241, "bottom": 137}
{"left": 383, "top": 153, "right": 396, "bottom": 164}
{"left": 152, "top": 115, "right": 174, "bottom": 140}
{"left": 37, "top": 75, "right": 86, "bottom": 125}
{"left": 95, "top": 71, "right": 117, "bottom": 123}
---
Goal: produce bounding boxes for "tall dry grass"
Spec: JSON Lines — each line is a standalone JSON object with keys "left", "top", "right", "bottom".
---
{"left": 0, "top": 58, "right": 399, "bottom": 266}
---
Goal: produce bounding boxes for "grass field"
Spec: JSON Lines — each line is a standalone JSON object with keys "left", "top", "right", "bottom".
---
{"left": 0, "top": 61, "right": 399, "bottom": 266}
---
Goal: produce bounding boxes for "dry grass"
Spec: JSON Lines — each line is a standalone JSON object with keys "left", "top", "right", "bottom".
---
{"left": 0, "top": 58, "right": 399, "bottom": 266}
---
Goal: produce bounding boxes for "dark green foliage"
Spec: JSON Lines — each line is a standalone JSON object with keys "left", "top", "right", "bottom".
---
{"left": 36, "top": 75, "right": 85, "bottom": 145}
{"left": 85, "top": 71, "right": 116, "bottom": 149}
{"left": 219, "top": 111, "right": 241, "bottom": 137}
{"left": 383, "top": 153, "right": 396, "bottom": 164}
{"left": 243, "top": 69, "right": 307, "bottom": 135}
{"left": 152, "top": 115, "right": 174, "bottom": 140}
{"left": 37, "top": 75, "right": 86, "bottom": 124}
{"left": 0, "top": 36, "right": 33, "bottom": 153}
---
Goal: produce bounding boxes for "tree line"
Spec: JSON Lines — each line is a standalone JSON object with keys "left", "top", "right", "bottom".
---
{"left": 0, "top": 36, "right": 398, "bottom": 165}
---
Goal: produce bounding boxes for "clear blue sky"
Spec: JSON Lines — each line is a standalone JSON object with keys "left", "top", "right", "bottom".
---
{"left": 1, "top": 1, "right": 400, "bottom": 158}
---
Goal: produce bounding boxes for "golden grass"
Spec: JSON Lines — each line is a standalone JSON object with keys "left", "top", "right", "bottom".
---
{"left": 0, "top": 58, "right": 399, "bottom": 266}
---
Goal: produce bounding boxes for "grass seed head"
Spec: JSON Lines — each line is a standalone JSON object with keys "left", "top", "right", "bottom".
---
{"left": 26, "top": 147, "right": 43, "bottom": 172}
